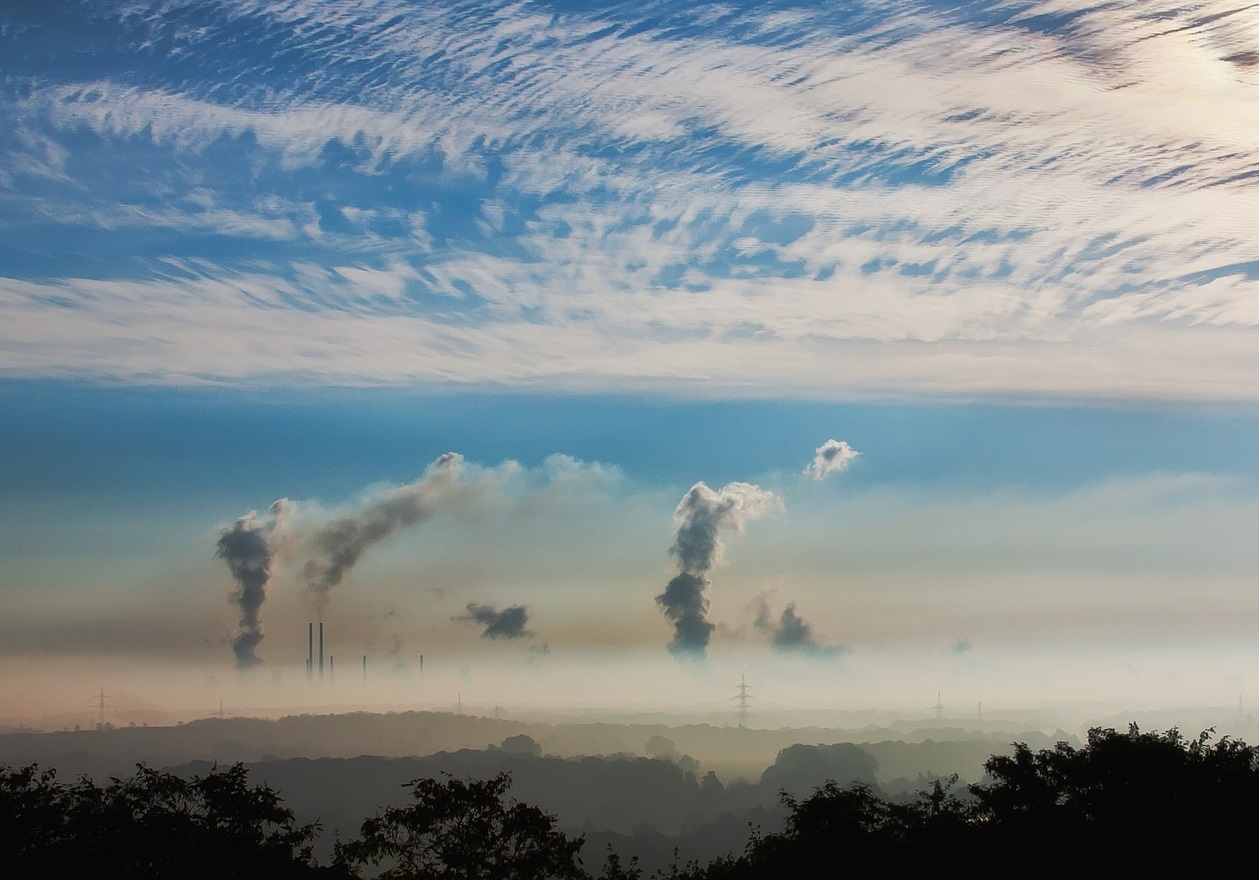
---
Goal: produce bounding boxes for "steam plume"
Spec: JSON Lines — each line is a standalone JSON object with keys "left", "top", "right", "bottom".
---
{"left": 215, "top": 499, "right": 291, "bottom": 670}
{"left": 455, "top": 603, "right": 534, "bottom": 640}
{"left": 805, "top": 439, "right": 859, "bottom": 481}
{"left": 657, "top": 481, "right": 780, "bottom": 658}
{"left": 754, "top": 592, "right": 845, "bottom": 657}
{"left": 302, "top": 452, "right": 468, "bottom": 613}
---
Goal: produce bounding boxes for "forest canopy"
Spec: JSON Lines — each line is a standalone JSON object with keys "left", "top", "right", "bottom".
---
{"left": 2, "top": 725, "right": 1254, "bottom": 877}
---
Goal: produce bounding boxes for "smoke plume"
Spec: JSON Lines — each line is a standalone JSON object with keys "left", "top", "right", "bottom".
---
{"left": 215, "top": 499, "right": 291, "bottom": 670}
{"left": 455, "top": 603, "right": 534, "bottom": 640}
{"left": 657, "top": 481, "right": 780, "bottom": 658}
{"left": 302, "top": 452, "right": 469, "bottom": 613}
{"left": 805, "top": 439, "right": 859, "bottom": 481}
{"left": 754, "top": 592, "right": 844, "bottom": 657}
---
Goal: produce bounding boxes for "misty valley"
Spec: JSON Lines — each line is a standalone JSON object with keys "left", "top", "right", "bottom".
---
{"left": 4, "top": 709, "right": 1256, "bottom": 875}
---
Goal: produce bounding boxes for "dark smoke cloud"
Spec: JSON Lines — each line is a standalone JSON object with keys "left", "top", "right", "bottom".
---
{"left": 215, "top": 499, "right": 291, "bottom": 670}
{"left": 754, "top": 592, "right": 845, "bottom": 657}
{"left": 658, "top": 572, "right": 714, "bottom": 655}
{"left": 455, "top": 603, "right": 534, "bottom": 640}
{"left": 657, "top": 482, "right": 779, "bottom": 658}
{"left": 302, "top": 452, "right": 468, "bottom": 613}
{"left": 805, "top": 438, "right": 859, "bottom": 481}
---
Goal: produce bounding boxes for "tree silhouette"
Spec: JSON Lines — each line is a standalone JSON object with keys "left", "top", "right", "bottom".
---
{"left": 8, "top": 723, "right": 1259, "bottom": 878}
{"left": 0, "top": 761, "right": 335, "bottom": 877}
{"left": 685, "top": 724, "right": 1259, "bottom": 876}
{"left": 970, "top": 724, "right": 1259, "bottom": 867}
{"left": 335, "top": 771, "right": 587, "bottom": 880}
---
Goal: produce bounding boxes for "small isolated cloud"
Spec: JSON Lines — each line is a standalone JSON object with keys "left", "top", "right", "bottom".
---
{"left": 805, "top": 439, "right": 859, "bottom": 481}
{"left": 753, "top": 592, "right": 846, "bottom": 658}
{"left": 951, "top": 637, "right": 972, "bottom": 654}
{"left": 455, "top": 602, "right": 534, "bottom": 640}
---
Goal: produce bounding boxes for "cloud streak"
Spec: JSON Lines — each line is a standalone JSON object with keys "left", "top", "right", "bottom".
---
{"left": 2, "top": 1, "right": 1259, "bottom": 398}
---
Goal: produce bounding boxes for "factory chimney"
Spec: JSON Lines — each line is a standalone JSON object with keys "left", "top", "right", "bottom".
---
{"left": 307, "top": 623, "right": 313, "bottom": 681}
{"left": 319, "top": 622, "right": 325, "bottom": 681}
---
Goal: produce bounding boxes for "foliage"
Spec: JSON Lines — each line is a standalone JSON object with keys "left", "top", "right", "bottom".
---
{"left": 970, "top": 723, "right": 1259, "bottom": 865}
{"left": 8, "top": 724, "right": 1259, "bottom": 877}
{"left": 335, "top": 771, "right": 587, "bottom": 880}
{"left": 688, "top": 724, "right": 1259, "bottom": 876}
{"left": 0, "top": 761, "right": 334, "bottom": 877}
{"left": 595, "top": 845, "right": 642, "bottom": 880}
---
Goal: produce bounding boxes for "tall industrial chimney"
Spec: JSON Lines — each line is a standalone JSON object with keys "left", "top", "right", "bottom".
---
{"left": 307, "top": 623, "right": 313, "bottom": 681}
{"left": 318, "top": 622, "right": 325, "bottom": 681}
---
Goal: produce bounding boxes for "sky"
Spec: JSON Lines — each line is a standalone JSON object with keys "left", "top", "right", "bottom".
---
{"left": 3, "top": 0, "right": 1259, "bottom": 727}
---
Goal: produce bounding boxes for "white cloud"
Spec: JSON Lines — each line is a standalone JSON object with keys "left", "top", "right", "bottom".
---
{"left": 805, "top": 439, "right": 859, "bottom": 481}
{"left": 3, "top": 0, "right": 1259, "bottom": 396}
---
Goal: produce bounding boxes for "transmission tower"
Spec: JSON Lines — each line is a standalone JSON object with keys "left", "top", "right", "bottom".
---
{"left": 91, "top": 686, "right": 113, "bottom": 729}
{"left": 733, "top": 675, "right": 752, "bottom": 728}
{"left": 934, "top": 691, "right": 945, "bottom": 721}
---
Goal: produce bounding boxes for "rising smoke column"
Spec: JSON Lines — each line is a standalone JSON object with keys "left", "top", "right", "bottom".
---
{"left": 215, "top": 499, "right": 291, "bottom": 670}
{"left": 455, "top": 603, "right": 534, "bottom": 640}
{"left": 657, "top": 482, "right": 780, "bottom": 658}
{"left": 302, "top": 452, "right": 469, "bottom": 614}
{"left": 805, "top": 439, "right": 859, "bottom": 480}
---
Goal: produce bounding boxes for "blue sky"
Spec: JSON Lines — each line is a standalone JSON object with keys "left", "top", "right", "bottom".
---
{"left": 3, "top": 0, "right": 1259, "bottom": 723}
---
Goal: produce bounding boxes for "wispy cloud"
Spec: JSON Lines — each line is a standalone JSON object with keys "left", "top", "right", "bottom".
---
{"left": 2, "top": 0, "right": 1258, "bottom": 397}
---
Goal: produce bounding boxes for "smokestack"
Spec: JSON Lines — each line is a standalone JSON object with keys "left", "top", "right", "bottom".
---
{"left": 419, "top": 654, "right": 423, "bottom": 676}
{"left": 307, "top": 623, "right": 313, "bottom": 681}
{"left": 319, "top": 622, "right": 324, "bottom": 681}
{"left": 329, "top": 655, "right": 334, "bottom": 681}
{"left": 362, "top": 654, "right": 367, "bottom": 683}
